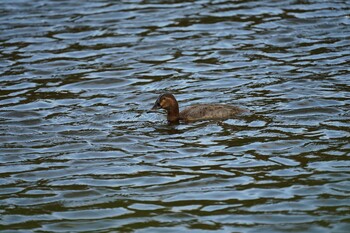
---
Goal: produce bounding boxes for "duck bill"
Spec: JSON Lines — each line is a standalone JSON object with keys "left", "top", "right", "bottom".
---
{"left": 151, "top": 102, "right": 160, "bottom": 110}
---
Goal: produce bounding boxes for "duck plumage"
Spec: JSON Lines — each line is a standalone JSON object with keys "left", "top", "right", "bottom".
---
{"left": 152, "top": 93, "right": 247, "bottom": 123}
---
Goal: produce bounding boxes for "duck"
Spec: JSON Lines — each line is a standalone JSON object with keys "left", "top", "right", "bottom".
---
{"left": 151, "top": 93, "right": 248, "bottom": 123}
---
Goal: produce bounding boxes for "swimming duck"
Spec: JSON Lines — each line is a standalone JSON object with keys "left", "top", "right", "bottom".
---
{"left": 151, "top": 93, "right": 248, "bottom": 123}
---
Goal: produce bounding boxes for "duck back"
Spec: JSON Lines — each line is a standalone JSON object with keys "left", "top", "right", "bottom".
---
{"left": 180, "top": 104, "right": 246, "bottom": 122}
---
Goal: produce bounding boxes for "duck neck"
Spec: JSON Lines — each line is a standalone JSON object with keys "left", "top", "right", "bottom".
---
{"left": 167, "top": 104, "right": 180, "bottom": 123}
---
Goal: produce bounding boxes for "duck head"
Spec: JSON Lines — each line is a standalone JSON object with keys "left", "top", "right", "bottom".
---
{"left": 152, "top": 93, "right": 180, "bottom": 123}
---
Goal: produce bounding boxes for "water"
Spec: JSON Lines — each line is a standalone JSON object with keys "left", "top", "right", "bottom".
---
{"left": 1, "top": 0, "right": 350, "bottom": 232}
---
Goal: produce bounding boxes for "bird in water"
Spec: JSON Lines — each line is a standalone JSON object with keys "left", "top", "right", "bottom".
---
{"left": 151, "top": 93, "right": 248, "bottom": 123}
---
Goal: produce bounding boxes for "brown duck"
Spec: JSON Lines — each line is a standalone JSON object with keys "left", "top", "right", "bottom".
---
{"left": 151, "top": 93, "right": 248, "bottom": 123}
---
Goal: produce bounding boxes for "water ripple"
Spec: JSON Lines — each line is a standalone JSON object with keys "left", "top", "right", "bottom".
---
{"left": 1, "top": 0, "right": 350, "bottom": 232}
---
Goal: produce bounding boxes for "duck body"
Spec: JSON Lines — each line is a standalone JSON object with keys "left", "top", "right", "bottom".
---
{"left": 152, "top": 93, "right": 247, "bottom": 123}
{"left": 180, "top": 104, "right": 245, "bottom": 122}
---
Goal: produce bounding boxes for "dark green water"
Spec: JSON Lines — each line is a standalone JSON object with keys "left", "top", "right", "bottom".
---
{"left": 1, "top": 0, "right": 349, "bottom": 232}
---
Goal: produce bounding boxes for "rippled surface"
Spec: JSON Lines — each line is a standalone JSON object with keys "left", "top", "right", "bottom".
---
{"left": 1, "top": 0, "right": 350, "bottom": 232}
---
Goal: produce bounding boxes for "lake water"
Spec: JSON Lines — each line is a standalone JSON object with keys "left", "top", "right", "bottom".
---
{"left": 1, "top": 0, "right": 349, "bottom": 232}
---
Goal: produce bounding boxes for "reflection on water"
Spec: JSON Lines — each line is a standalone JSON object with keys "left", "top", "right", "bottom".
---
{"left": 1, "top": 0, "right": 350, "bottom": 232}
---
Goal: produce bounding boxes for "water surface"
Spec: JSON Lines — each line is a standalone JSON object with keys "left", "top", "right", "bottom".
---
{"left": 1, "top": 0, "right": 350, "bottom": 232}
